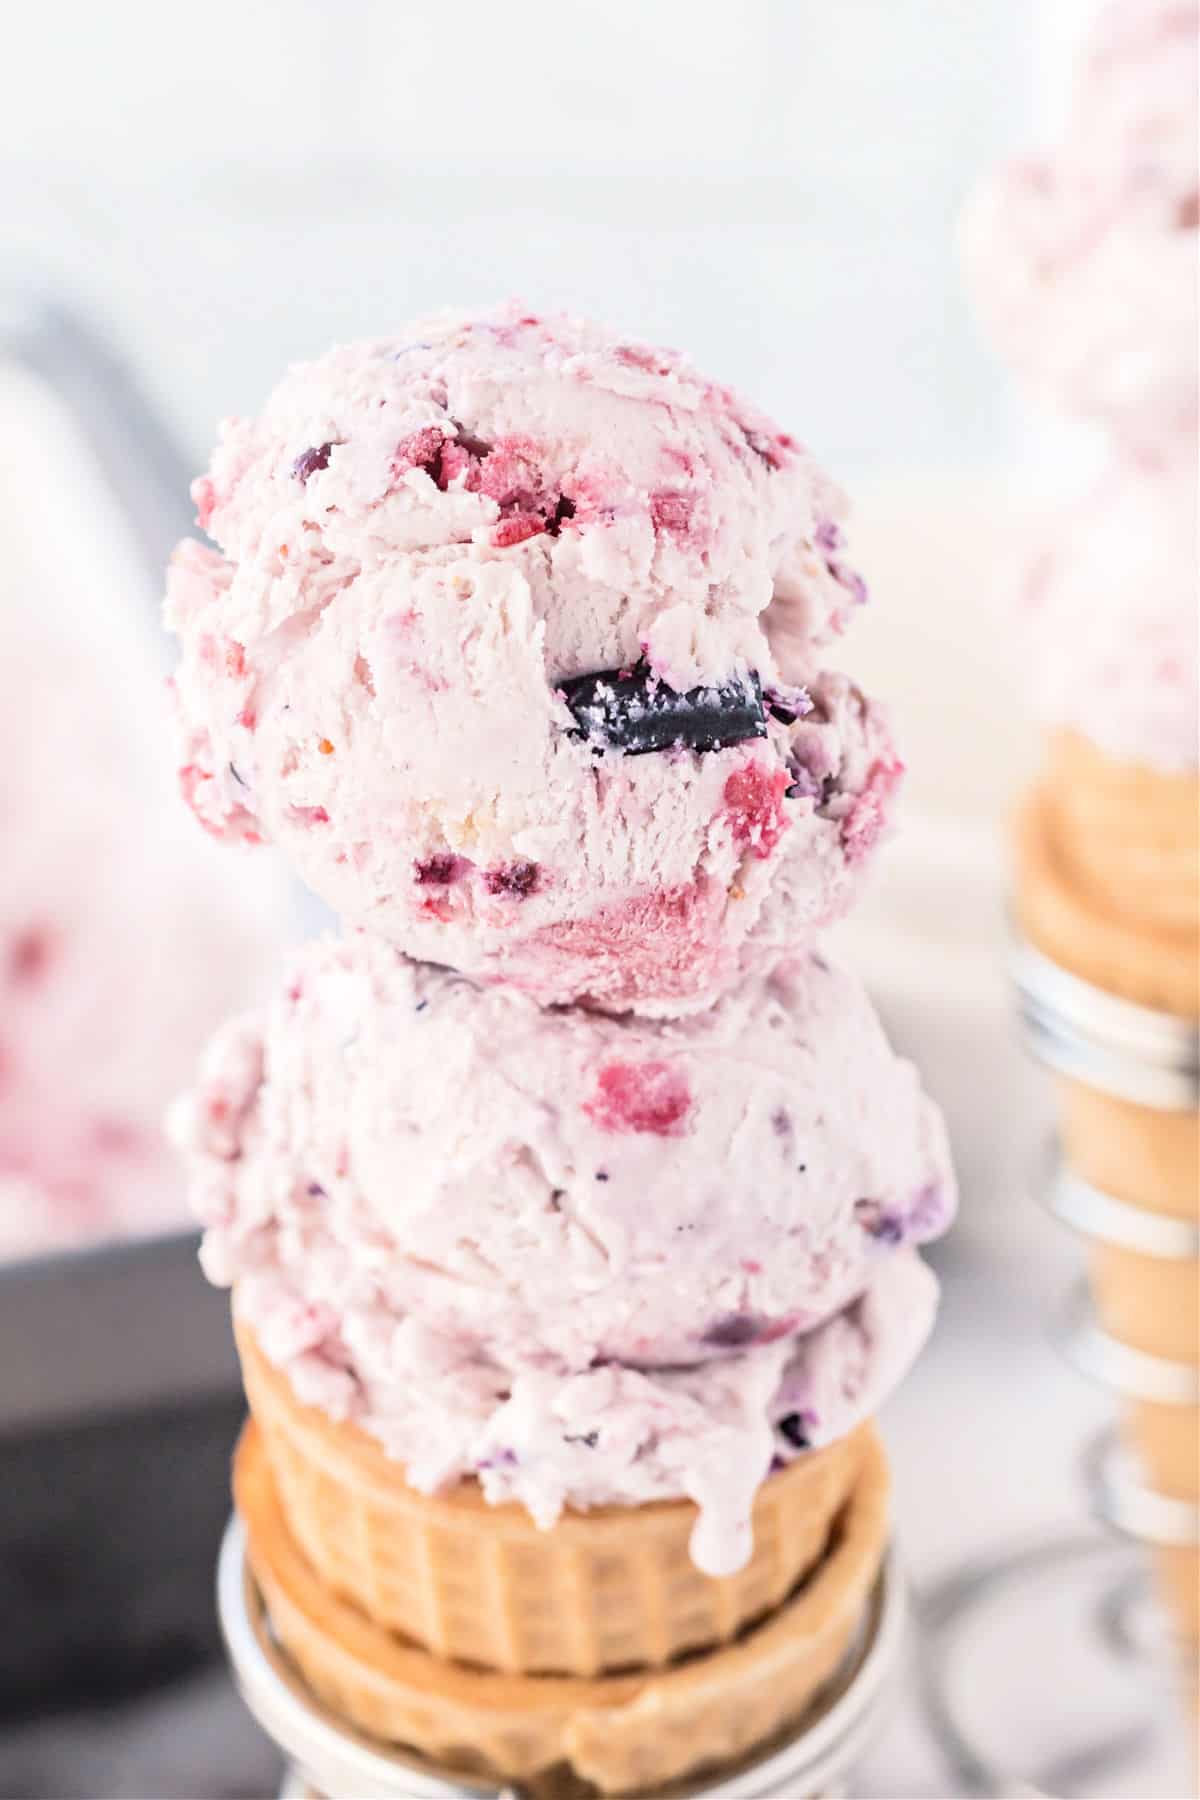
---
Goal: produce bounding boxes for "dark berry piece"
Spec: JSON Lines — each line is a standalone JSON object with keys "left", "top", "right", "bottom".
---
{"left": 452, "top": 426, "right": 494, "bottom": 459}
{"left": 703, "top": 1313, "right": 762, "bottom": 1349}
{"left": 565, "top": 1430, "right": 600, "bottom": 1449}
{"left": 855, "top": 1198, "right": 905, "bottom": 1244}
{"left": 777, "top": 1412, "right": 812, "bottom": 1451}
{"left": 413, "top": 854, "right": 468, "bottom": 886}
{"left": 306, "top": 1182, "right": 326, "bottom": 1198}
{"left": 595, "top": 1169, "right": 610, "bottom": 1182}
{"left": 291, "top": 442, "right": 333, "bottom": 482}
{"left": 560, "top": 660, "right": 766, "bottom": 756}
{"left": 483, "top": 860, "right": 539, "bottom": 898}
{"left": 764, "top": 685, "right": 812, "bottom": 726}
{"left": 547, "top": 494, "right": 576, "bottom": 535}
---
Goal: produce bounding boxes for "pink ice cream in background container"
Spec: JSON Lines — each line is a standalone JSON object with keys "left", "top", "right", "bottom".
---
{"left": 166, "top": 305, "right": 901, "bottom": 1018}
{"left": 0, "top": 567, "right": 288, "bottom": 1262}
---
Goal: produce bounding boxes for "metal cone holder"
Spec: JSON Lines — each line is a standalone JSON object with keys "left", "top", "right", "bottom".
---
{"left": 217, "top": 1519, "right": 908, "bottom": 1800}
{"left": 921, "top": 934, "right": 1199, "bottom": 1798}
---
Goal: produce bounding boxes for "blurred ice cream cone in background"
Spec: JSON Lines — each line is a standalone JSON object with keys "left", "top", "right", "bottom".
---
{"left": 968, "top": 0, "right": 1200, "bottom": 1654}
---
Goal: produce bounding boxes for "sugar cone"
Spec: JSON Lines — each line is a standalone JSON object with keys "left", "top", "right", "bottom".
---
{"left": 235, "top": 1419, "right": 891, "bottom": 1794}
{"left": 1087, "top": 1243, "right": 1199, "bottom": 1365}
{"left": 1056, "top": 1082, "right": 1199, "bottom": 1219}
{"left": 1013, "top": 784, "right": 1199, "bottom": 1017}
{"left": 1014, "top": 777, "right": 1199, "bottom": 1643}
{"left": 1042, "top": 729, "right": 1200, "bottom": 941}
{"left": 237, "top": 1320, "right": 870, "bottom": 1679}
{"left": 1096, "top": 1263, "right": 1200, "bottom": 1645}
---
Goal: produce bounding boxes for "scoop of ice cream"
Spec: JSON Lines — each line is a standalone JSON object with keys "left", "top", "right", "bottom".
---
{"left": 964, "top": 0, "right": 1199, "bottom": 448}
{"left": 165, "top": 305, "right": 895, "bottom": 1015}
{"left": 1023, "top": 457, "right": 1198, "bottom": 772}
{"left": 171, "top": 937, "right": 953, "bottom": 1571}
{"left": 1, "top": 592, "right": 288, "bottom": 1260}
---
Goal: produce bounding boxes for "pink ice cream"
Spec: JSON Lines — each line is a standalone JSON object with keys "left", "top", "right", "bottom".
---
{"left": 171, "top": 937, "right": 952, "bottom": 1574}
{"left": 165, "top": 305, "right": 899, "bottom": 1017}
{"left": 964, "top": 0, "right": 1199, "bottom": 451}
{"left": 1, "top": 596, "right": 287, "bottom": 1262}
{"left": 1023, "top": 457, "right": 1198, "bottom": 772}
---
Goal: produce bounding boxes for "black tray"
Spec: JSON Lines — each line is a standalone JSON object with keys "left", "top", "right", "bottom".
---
{"left": 0, "top": 1233, "right": 242, "bottom": 1716}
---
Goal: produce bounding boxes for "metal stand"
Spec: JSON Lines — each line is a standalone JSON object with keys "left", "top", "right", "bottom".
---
{"left": 216, "top": 1519, "right": 908, "bottom": 1800}
{"left": 919, "top": 939, "right": 1199, "bottom": 1799}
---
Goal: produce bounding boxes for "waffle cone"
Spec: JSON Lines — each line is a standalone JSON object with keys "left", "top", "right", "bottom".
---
{"left": 1056, "top": 1081, "right": 1199, "bottom": 1218}
{"left": 1042, "top": 730, "right": 1200, "bottom": 940}
{"left": 1087, "top": 1242, "right": 1199, "bottom": 1365}
{"left": 234, "top": 1419, "right": 891, "bottom": 1792}
{"left": 1123, "top": 1400, "right": 1200, "bottom": 1504}
{"left": 1013, "top": 784, "right": 1199, "bottom": 1017}
{"left": 237, "top": 1321, "right": 870, "bottom": 1678}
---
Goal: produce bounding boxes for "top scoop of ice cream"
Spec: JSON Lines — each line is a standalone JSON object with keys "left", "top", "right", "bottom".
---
{"left": 166, "top": 305, "right": 897, "bottom": 1015}
{"left": 964, "top": 0, "right": 1199, "bottom": 449}
{"left": 172, "top": 937, "right": 953, "bottom": 1571}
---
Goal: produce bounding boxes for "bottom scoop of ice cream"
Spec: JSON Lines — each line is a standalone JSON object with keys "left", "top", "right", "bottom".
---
{"left": 172, "top": 937, "right": 953, "bottom": 1572}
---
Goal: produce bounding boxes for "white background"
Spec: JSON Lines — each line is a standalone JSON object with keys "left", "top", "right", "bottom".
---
{"left": 2, "top": 0, "right": 1053, "bottom": 479}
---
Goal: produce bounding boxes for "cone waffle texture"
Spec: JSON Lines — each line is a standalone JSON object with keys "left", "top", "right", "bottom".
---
{"left": 1056, "top": 1082, "right": 1199, "bottom": 1217}
{"left": 235, "top": 1418, "right": 891, "bottom": 1793}
{"left": 1087, "top": 1241, "right": 1199, "bottom": 1365}
{"left": 1043, "top": 729, "right": 1200, "bottom": 939}
{"left": 1014, "top": 784, "right": 1199, "bottom": 1017}
{"left": 238, "top": 1320, "right": 870, "bottom": 1678}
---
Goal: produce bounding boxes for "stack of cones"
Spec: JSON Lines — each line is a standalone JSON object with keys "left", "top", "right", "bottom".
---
{"left": 1015, "top": 782, "right": 1199, "bottom": 1644}
{"left": 234, "top": 1325, "right": 891, "bottom": 1791}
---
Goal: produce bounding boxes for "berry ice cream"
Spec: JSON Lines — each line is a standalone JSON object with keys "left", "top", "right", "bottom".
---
{"left": 1, "top": 594, "right": 287, "bottom": 1262}
{"left": 964, "top": 0, "right": 1199, "bottom": 451}
{"left": 166, "top": 306, "right": 899, "bottom": 1016}
{"left": 1023, "top": 457, "right": 1198, "bottom": 773}
{"left": 172, "top": 937, "right": 952, "bottom": 1574}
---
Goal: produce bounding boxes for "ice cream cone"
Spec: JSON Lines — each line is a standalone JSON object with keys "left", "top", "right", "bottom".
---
{"left": 1055, "top": 1081, "right": 1199, "bottom": 1218}
{"left": 1087, "top": 1243, "right": 1199, "bottom": 1366}
{"left": 1013, "top": 784, "right": 1199, "bottom": 1019}
{"left": 1097, "top": 1265, "right": 1199, "bottom": 1646}
{"left": 234, "top": 1417, "right": 891, "bottom": 1793}
{"left": 1043, "top": 729, "right": 1200, "bottom": 941}
{"left": 237, "top": 1321, "right": 872, "bottom": 1679}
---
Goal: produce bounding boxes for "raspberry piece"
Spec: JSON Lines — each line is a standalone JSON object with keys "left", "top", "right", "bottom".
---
{"left": 584, "top": 1060, "right": 691, "bottom": 1137}
{"left": 723, "top": 762, "right": 789, "bottom": 858}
